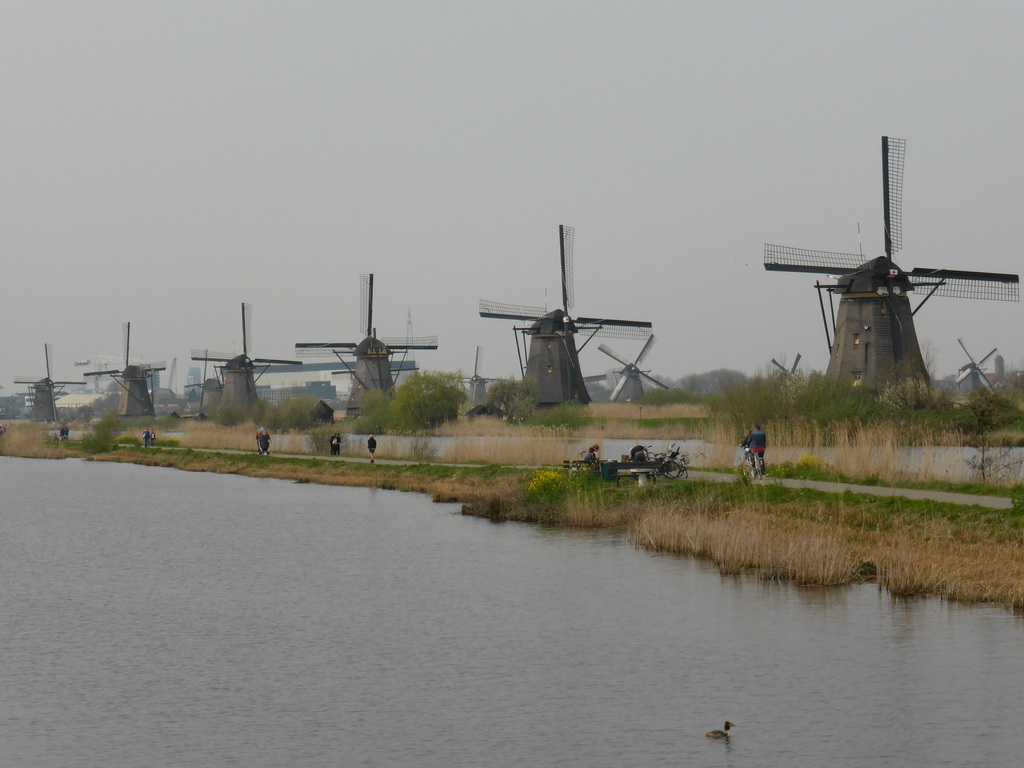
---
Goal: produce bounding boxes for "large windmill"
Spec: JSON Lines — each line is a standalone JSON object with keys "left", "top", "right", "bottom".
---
{"left": 591, "top": 335, "right": 668, "bottom": 403}
{"left": 765, "top": 137, "right": 1019, "bottom": 389}
{"left": 14, "top": 344, "right": 83, "bottom": 423}
{"left": 296, "top": 274, "right": 438, "bottom": 416}
{"left": 191, "top": 303, "right": 301, "bottom": 409}
{"left": 84, "top": 323, "right": 166, "bottom": 418}
{"left": 479, "top": 225, "right": 653, "bottom": 407}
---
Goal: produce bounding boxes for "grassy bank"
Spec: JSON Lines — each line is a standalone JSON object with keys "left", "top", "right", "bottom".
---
{"left": 3, "top": 423, "right": 1023, "bottom": 610}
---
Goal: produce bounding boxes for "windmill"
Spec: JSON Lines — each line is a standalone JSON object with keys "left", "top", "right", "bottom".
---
{"left": 764, "top": 137, "right": 1019, "bottom": 389}
{"left": 183, "top": 349, "right": 224, "bottom": 416}
{"left": 296, "top": 274, "right": 438, "bottom": 416}
{"left": 956, "top": 338, "right": 998, "bottom": 393}
{"left": 771, "top": 353, "right": 803, "bottom": 374}
{"left": 191, "top": 303, "right": 301, "bottom": 409}
{"left": 479, "top": 225, "right": 653, "bottom": 407}
{"left": 14, "top": 344, "right": 84, "bottom": 423}
{"left": 464, "top": 346, "right": 497, "bottom": 404}
{"left": 592, "top": 335, "right": 668, "bottom": 403}
{"left": 84, "top": 323, "right": 166, "bottom": 418}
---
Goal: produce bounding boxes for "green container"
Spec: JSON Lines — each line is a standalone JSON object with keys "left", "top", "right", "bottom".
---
{"left": 600, "top": 461, "right": 618, "bottom": 481}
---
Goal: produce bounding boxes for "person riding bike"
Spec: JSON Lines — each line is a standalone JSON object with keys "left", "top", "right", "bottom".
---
{"left": 740, "top": 425, "right": 767, "bottom": 473}
{"left": 628, "top": 444, "right": 648, "bottom": 462}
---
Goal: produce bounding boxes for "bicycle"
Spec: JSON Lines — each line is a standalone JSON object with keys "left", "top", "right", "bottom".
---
{"left": 743, "top": 447, "right": 765, "bottom": 480}
{"left": 647, "top": 443, "right": 689, "bottom": 480}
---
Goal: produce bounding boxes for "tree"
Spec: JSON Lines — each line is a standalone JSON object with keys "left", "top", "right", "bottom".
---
{"left": 485, "top": 376, "right": 536, "bottom": 422}
{"left": 957, "top": 389, "right": 1019, "bottom": 482}
{"left": 353, "top": 389, "right": 394, "bottom": 434}
{"left": 391, "top": 371, "right": 467, "bottom": 431}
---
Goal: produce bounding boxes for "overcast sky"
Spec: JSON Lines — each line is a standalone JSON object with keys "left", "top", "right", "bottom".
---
{"left": 2, "top": 1, "right": 1022, "bottom": 394}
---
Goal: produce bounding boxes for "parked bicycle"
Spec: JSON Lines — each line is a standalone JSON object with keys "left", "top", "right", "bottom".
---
{"left": 648, "top": 442, "right": 689, "bottom": 479}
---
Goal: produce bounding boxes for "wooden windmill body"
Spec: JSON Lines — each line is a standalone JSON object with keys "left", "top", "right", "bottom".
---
{"left": 480, "top": 225, "right": 653, "bottom": 408}
{"left": 14, "top": 344, "right": 83, "bottom": 423}
{"left": 191, "top": 304, "right": 301, "bottom": 410}
{"left": 84, "top": 324, "right": 165, "bottom": 418}
{"left": 765, "top": 137, "right": 1018, "bottom": 389}
{"left": 296, "top": 274, "right": 437, "bottom": 417}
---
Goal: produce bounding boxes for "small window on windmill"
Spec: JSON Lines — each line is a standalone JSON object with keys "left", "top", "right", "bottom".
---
{"left": 853, "top": 334, "right": 860, "bottom": 346}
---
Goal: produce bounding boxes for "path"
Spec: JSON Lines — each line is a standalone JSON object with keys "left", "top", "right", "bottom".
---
{"left": 165, "top": 446, "right": 1015, "bottom": 510}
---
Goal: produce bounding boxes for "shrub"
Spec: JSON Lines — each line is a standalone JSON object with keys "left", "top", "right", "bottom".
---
{"left": 391, "top": 371, "right": 467, "bottom": 431}
{"left": 353, "top": 389, "right": 394, "bottom": 434}
{"left": 525, "top": 468, "right": 574, "bottom": 505}
{"left": 81, "top": 416, "right": 118, "bottom": 454}
{"left": 485, "top": 377, "right": 536, "bottom": 422}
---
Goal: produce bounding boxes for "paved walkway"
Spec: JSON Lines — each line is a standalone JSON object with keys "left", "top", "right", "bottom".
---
{"left": 686, "top": 469, "right": 1013, "bottom": 510}
{"left": 166, "top": 446, "right": 1014, "bottom": 510}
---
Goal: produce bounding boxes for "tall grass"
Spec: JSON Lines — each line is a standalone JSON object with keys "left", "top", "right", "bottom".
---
{"left": 629, "top": 500, "right": 861, "bottom": 586}
{"left": 0, "top": 424, "right": 75, "bottom": 459}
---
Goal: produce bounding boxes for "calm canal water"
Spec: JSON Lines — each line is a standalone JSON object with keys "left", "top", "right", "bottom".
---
{"left": 2, "top": 457, "right": 1022, "bottom": 767}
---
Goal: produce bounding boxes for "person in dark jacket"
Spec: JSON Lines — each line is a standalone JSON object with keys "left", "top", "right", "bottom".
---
{"left": 740, "top": 425, "right": 767, "bottom": 470}
{"left": 628, "top": 444, "right": 648, "bottom": 462}
{"left": 367, "top": 434, "right": 377, "bottom": 463}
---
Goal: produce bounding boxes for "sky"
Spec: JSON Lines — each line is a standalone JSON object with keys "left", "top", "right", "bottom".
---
{"left": 2, "top": 1, "right": 1023, "bottom": 394}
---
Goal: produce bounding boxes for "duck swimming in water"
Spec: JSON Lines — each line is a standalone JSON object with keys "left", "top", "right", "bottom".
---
{"left": 706, "top": 721, "right": 735, "bottom": 738}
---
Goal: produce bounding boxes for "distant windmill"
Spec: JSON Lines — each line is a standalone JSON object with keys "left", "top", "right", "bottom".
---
{"left": 191, "top": 303, "right": 301, "bottom": 409}
{"left": 14, "top": 344, "right": 83, "bottom": 423}
{"left": 464, "top": 346, "right": 497, "bottom": 404}
{"left": 593, "top": 335, "right": 668, "bottom": 403}
{"left": 771, "top": 353, "right": 803, "bottom": 374}
{"left": 84, "top": 323, "right": 166, "bottom": 418}
{"left": 479, "top": 225, "right": 653, "bottom": 407}
{"left": 296, "top": 274, "right": 438, "bottom": 416}
{"left": 764, "top": 136, "right": 1018, "bottom": 389}
{"left": 956, "top": 338, "right": 998, "bottom": 393}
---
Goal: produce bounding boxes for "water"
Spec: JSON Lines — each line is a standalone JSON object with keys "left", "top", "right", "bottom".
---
{"left": 2, "top": 457, "right": 1023, "bottom": 767}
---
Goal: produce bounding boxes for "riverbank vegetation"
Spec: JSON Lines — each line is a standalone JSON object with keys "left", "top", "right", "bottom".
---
{"left": 3, "top": 421, "right": 1023, "bottom": 610}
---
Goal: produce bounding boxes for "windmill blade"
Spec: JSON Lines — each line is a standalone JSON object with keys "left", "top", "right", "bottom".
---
{"left": 123, "top": 322, "right": 131, "bottom": 367}
{"left": 479, "top": 299, "right": 547, "bottom": 321}
{"left": 242, "top": 303, "right": 253, "bottom": 357}
{"left": 252, "top": 357, "right": 302, "bottom": 365}
{"left": 191, "top": 349, "right": 237, "bottom": 361}
{"left": 771, "top": 358, "right": 786, "bottom": 372}
{"left": 882, "top": 136, "right": 906, "bottom": 258}
{"left": 360, "top": 274, "right": 374, "bottom": 338}
{"left": 609, "top": 373, "right": 628, "bottom": 402}
{"left": 955, "top": 366, "right": 973, "bottom": 385}
{"left": 585, "top": 324, "right": 656, "bottom": 341}
{"left": 380, "top": 335, "right": 438, "bottom": 349}
{"left": 764, "top": 244, "right": 866, "bottom": 275}
{"left": 560, "top": 224, "right": 575, "bottom": 314}
{"left": 978, "top": 348, "right": 999, "bottom": 367}
{"left": 634, "top": 334, "right": 657, "bottom": 366}
{"left": 791, "top": 353, "right": 802, "bottom": 373}
{"left": 598, "top": 343, "right": 633, "bottom": 368}
{"left": 957, "top": 337, "right": 980, "bottom": 367}
{"left": 44, "top": 343, "right": 53, "bottom": 380}
{"left": 638, "top": 371, "right": 670, "bottom": 390}
{"left": 908, "top": 268, "right": 1019, "bottom": 301}
{"left": 473, "top": 346, "right": 481, "bottom": 378}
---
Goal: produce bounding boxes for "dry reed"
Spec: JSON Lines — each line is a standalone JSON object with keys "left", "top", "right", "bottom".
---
{"left": 629, "top": 500, "right": 861, "bottom": 586}
{"left": 0, "top": 424, "right": 76, "bottom": 459}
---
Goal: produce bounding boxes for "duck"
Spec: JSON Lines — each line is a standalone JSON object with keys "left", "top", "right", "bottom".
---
{"left": 705, "top": 721, "right": 735, "bottom": 738}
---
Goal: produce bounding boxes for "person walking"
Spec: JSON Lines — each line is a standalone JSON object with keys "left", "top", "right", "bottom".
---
{"left": 143, "top": 428, "right": 151, "bottom": 448}
{"left": 330, "top": 433, "right": 341, "bottom": 456}
{"left": 367, "top": 434, "right": 377, "bottom": 463}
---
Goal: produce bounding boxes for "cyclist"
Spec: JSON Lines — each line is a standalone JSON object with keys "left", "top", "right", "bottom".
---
{"left": 628, "top": 444, "right": 648, "bottom": 462}
{"left": 740, "top": 425, "right": 767, "bottom": 474}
